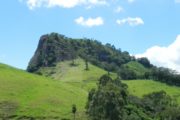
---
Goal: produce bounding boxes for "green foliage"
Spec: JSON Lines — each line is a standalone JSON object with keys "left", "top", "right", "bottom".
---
{"left": 127, "top": 91, "right": 180, "bottom": 120}
{"left": 142, "top": 91, "right": 175, "bottom": 118}
{"left": 85, "top": 59, "right": 89, "bottom": 70}
{"left": 86, "top": 76, "right": 128, "bottom": 120}
{"left": 87, "top": 76, "right": 180, "bottom": 120}
{"left": 98, "top": 74, "right": 113, "bottom": 87}
{"left": 118, "top": 66, "right": 137, "bottom": 80}
{"left": 137, "top": 57, "right": 153, "bottom": 68}
{"left": 148, "top": 67, "right": 180, "bottom": 86}
{"left": 123, "top": 61, "right": 150, "bottom": 78}
{"left": 159, "top": 107, "right": 180, "bottom": 120}
{"left": 27, "top": 33, "right": 133, "bottom": 74}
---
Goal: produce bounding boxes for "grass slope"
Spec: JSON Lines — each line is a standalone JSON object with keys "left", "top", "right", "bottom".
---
{"left": 0, "top": 63, "right": 88, "bottom": 119}
{"left": 123, "top": 80, "right": 180, "bottom": 104}
{"left": 1, "top": 60, "right": 180, "bottom": 119}
{"left": 0, "top": 59, "right": 115, "bottom": 119}
{"left": 124, "top": 61, "right": 150, "bottom": 77}
{"left": 37, "top": 58, "right": 116, "bottom": 91}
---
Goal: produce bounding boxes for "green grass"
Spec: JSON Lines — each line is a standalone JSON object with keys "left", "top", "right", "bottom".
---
{"left": 38, "top": 58, "right": 116, "bottom": 91}
{"left": 0, "top": 59, "right": 115, "bottom": 119}
{"left": 123, "top": 80, "right": 180, "bottom": 104}
{"left": 0, "top": 63, "right": 88, "bottom": 119}
{"left": 124, "top": 61, "right": 150, "bottom": 77}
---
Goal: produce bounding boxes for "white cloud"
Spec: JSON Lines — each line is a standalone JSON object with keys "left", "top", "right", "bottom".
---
{"left": 75, "top": 16, "right": 104, "bottom": 27}
{"left": 116, "top": 17, "right": 144, "bottom": 26}
{"left": 115, "top": 6, "right": 124, "bottom": 13}
{"left": 136, "top": 35, "right": 180, "bottom": 72}
{"left": 25, "top": 0, "right": 108, "bottom": 9}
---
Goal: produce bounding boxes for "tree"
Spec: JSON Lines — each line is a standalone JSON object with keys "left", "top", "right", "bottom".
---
{"left": 86, "top": 75, "right": 179, "bottom": 120}
{"left": 150, "top": 67, "right": 180, "bottom": 86}
{"left": 159, "top": 107, "right": 180, "bottom": 120}
{"left": 86, "top": 75, "right": 128, "bottom": 120}
{"left": 118, "top": 66, "right": 137, "bottom": 80}
{"left": 72, "top": 104, "right": 77, "bottom": 120}
{"left": 98, "top": 74, "right": 112, "bottom": 86}
{"left": 85, "top": 58, "right": 89, "bottom": 70}
{"left": 144, "top": 71, "right": 151, "bottom": 79}
{"left": 137, "top": 57, "right": 152, "bottom": 68}
{"left": 142, "top": 91, "right": 175, "bottom": 118}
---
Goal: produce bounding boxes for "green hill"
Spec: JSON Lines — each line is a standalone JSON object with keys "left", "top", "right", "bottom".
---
{"left": 123, "top": 80, "right": 180, "bottom": 104}
{"left": 0, "top": 59, "right": 116, "bottom": 119}
{"left": 36, "top": 58, "right": 116, "bottom": 91}
{"left": 1, "top": 61, "right": 180, "bottom": 119}
{"left": 123, "top": 61, "right": 150, "bottom": 77}
{"left": 0, "top": 63, "right": 88, "bottom": 119}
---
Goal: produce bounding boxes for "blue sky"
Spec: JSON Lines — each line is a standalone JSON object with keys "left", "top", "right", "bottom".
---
{"left": 0, "top": 0, "right": 180, "bottom": 71}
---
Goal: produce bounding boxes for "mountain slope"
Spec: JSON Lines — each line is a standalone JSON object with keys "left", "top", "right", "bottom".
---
{"left": 36, "top": 58, "right": 116, "bottom": 91}
{"left": 0, "top": 59, "right": 116, "bottom": 119}
{"left": 0, "top": 63, "right": 88, "bottom": 119}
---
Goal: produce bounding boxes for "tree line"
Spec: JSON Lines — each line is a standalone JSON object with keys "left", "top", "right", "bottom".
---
{"left": 145, "top": 67, "right": 180, "bottom": 86}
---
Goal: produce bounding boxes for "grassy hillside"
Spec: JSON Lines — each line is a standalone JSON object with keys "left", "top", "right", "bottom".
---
{"left": 1, "top": 61, "right": 180, "bottom": 119}
{"left": 123, "top": 61, "right": 150, "bottom": 77}
{"left": 37, "top": 58, "right": 116, "bottom": 91}
{"left": 0, "top": 63, "right": 89, "bottom": 119}
{"left": 0, "top": 59, "right": 115, "bottom": 119}
{"left": 123, "top": 80, "right": 180, "bottom": 104}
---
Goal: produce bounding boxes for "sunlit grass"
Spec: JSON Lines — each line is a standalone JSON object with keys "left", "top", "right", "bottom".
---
{"left": 123, "top": 80, "right": 180, "bottom": 104}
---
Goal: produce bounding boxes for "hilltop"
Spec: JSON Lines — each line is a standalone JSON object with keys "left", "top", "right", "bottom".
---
{"left": 27, "top": 33, "right": 134, "bottom": 73}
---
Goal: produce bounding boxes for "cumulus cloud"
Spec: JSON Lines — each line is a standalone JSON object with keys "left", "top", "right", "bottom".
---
{"left": 136, "top": 35, "right": 180, "bottom": 72}
{"left": 116, "top": 17, "right": 144, "bottom": 26}
{"left": 25, "top": 0, "right": 108, "bottom": 9}
{"left": 75, "top": 16, "right": 104, "bottom": 27}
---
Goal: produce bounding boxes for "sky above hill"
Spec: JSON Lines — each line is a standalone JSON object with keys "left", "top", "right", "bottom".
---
{"left": 0, "top": 0, "right": 180, "bottom": 72}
